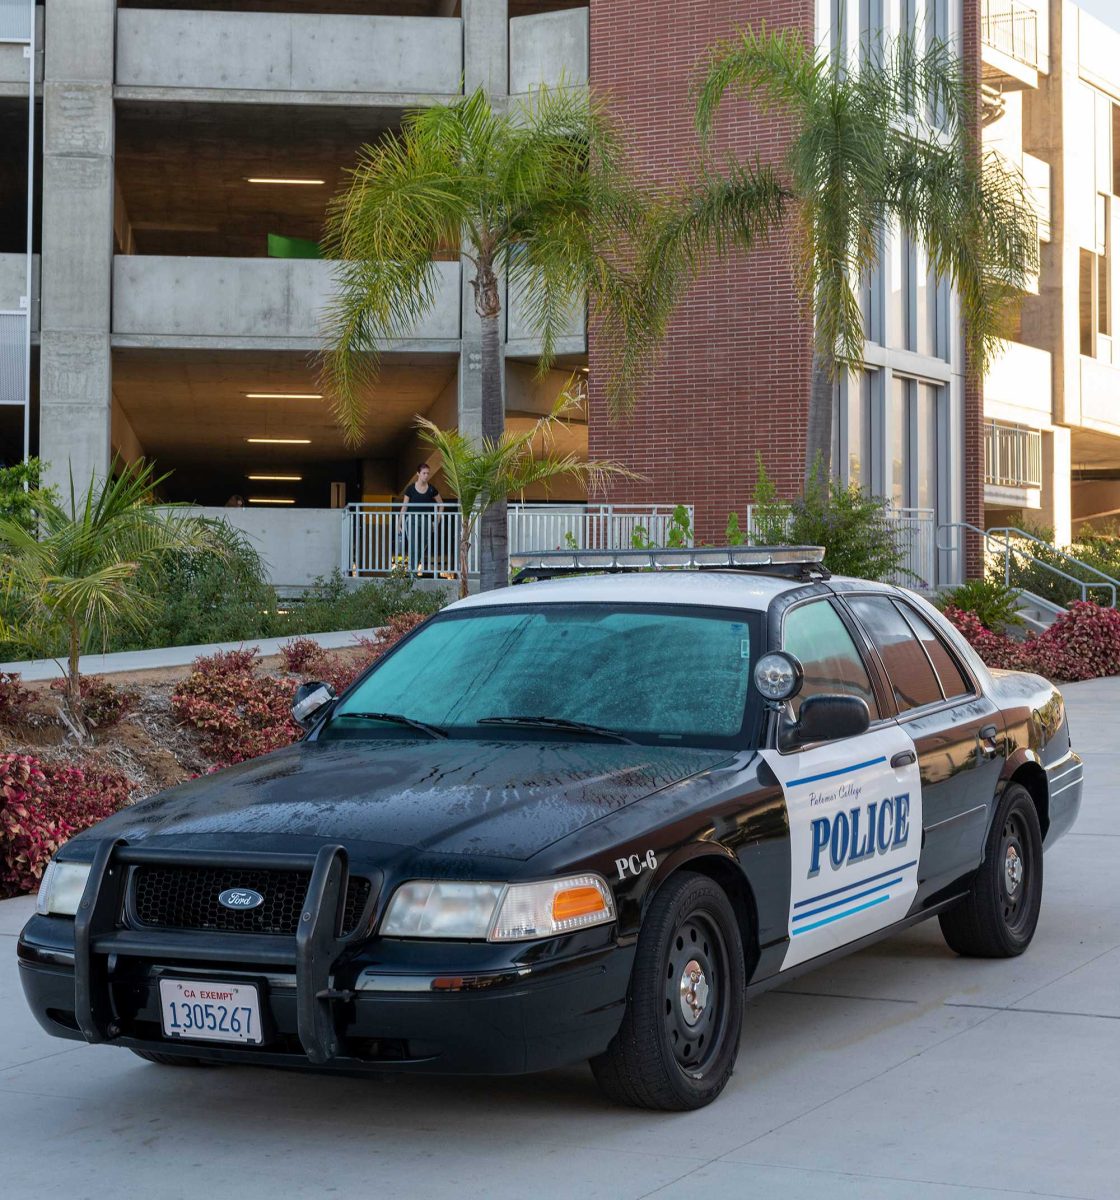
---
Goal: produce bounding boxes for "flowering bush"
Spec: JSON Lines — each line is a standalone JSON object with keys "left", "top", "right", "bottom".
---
{"left": 172, "top": 647, "right": 300, "bottom": 767}
{"left": 49, "top": 675, "right": 137, "bottom": 730}
{"left": 0, "top": 672, "right": 33, "bottom": 726}
{"left": 0, "top": 753, "right": 133, "bottom": 896}
{"left": 942, "top": 600, "right": 1120, "bottom": 682}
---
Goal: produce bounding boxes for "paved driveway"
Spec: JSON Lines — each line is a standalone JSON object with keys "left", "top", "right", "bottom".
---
{"left": 2, "top": 679, "right": 1118, "bottom": 1200}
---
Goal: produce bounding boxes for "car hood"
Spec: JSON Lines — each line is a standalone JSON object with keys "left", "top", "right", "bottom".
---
{"left": 84, "top": 738, "right": 733, "bottom": 861}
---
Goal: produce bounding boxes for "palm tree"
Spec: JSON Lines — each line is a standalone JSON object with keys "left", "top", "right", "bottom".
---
{"left": 661, "top": 25, "right": 1039, "bottom": 482}
{"left": 321, "top": 85, "right": 668, "bottom": 592}
{"left": 415, "top": 393, "right": 637, "bottom": 600}
{"left": 0, "top": 462, "right": 225, "bottom": 735}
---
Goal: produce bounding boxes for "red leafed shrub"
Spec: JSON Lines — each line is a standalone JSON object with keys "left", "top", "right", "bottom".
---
{"left": 172, "top": 647, "right": 300, "bottom": 767}
{"left": 280, "top": 637, "right": 330, "bottom": 675}
{"left": 1040, "top": 601, "right": 1120, "bottom": 678}
{"left": 943, "top": 600, "right": 1118, "bottom": 683}
{"left": 50, "top": 675, "right": 137, "bottom": 730}
{"left": 0, "top": 672, "right": 33, "bottom": 726}
{"left": 0, "top": 753, "right": 133, "bottom": 896}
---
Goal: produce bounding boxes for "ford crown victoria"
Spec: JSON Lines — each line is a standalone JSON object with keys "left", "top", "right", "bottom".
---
{"left": 17, "top": 547, "right": 1082, "bottom": 1110}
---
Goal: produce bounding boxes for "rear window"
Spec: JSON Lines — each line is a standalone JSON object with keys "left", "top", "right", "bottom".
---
{"left": 897, "top": 604, "right": 973, "bottom": 700}
{"left": 846, "top": 595, "right": 942, "bottom": 712}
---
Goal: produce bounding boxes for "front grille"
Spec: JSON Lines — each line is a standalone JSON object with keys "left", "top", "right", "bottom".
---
{"left": 131, "top": 866, "right": 372, "bottom": 936}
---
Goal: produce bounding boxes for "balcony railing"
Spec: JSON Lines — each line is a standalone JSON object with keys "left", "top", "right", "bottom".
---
{"left": 343, "top": 503, "right": 692, "bottom": 578}
{"left": 985, "top": 421, "right": 1043, "bottom": 489}
{"left": 981, "top": 0, "right": 1038, "bottom": 70}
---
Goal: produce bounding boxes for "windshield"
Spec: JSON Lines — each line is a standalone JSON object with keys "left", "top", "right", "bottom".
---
{"left": 323, "top": 603, "right": 760, "bottom": 748}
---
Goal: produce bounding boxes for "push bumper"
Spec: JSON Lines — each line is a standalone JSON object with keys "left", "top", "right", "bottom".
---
{"left": 17, "top": 841, "right": 633, "bottom": 1076}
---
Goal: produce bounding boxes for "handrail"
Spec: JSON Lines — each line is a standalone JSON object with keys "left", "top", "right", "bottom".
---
{"left": 936, "top": 522, "right": 1118, "bottom": 607}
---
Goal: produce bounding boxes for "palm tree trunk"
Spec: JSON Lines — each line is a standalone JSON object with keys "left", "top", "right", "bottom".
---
{"left": 477, "top": 302, "right": 508, "bottom": 593}
{"left": 804, "top": 351, "right": 835, "bottom": 490}
{"left": 66, "top": 620, "right": 86, "bottom": 738}
{"left": 458, "top": 526, "right": 471, "bottom": 600}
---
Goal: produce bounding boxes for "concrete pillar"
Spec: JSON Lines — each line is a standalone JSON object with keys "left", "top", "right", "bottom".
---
{"left": 38, "top": 0, "right": 115, "bottom": 495}
{"left": 1041, "top": 426, "right": 1073, "bottom": 546}
{"left": 457, "top": 0, "right": 509, "bottom": 443}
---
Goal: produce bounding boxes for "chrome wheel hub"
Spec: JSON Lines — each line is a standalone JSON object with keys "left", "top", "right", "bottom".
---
{"left": 1005, "top": 844, "right": 1023, "bottom": 894}
{"left": 679, "top": 959, "right": 710, "bottom": 1027}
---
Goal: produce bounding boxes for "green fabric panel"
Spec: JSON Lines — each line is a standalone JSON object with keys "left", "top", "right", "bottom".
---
{"left": 267, "top": 233, "right": 323, "bottom": 259}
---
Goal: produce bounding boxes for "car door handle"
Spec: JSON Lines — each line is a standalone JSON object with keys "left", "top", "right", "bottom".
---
{"left": 890, "top": 750, "right": 916, "bottom": 768}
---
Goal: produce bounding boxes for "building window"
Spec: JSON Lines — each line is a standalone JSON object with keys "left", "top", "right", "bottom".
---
{"left": 1081, "top": 249, "right": 1094, "bottom": 356}
{"left": 890, "top": 375, "right": 941, "bottom": 511}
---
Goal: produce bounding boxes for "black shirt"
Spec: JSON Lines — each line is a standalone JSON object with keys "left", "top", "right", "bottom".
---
{"left": 404, "top": 483, "right": 441, "bottom": 509}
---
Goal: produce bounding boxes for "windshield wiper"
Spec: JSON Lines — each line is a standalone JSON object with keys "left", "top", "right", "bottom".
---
{"left": 336, "top": 711, "right": 447, "bottom": 739}
{"left": 477, "top": 715, "right": 634, "bottom": 744}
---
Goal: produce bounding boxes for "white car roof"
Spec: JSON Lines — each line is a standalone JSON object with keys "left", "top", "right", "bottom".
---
{"left": 446, "top": 569, "right": 807, "bottom": 613}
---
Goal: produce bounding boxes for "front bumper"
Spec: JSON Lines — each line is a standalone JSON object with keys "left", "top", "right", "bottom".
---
{"left": 17, "top": 841, "right": 633, "bottom": 1076}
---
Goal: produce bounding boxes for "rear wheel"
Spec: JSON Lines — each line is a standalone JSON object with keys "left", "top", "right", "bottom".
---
{"left": 591, "top": 872, "right": 745, "bottom": 1111}
{"left": 939, "top": 783, "right": 1043, "bottom": 957}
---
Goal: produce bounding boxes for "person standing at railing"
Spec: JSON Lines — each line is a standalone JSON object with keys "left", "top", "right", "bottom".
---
{"left": 398, "top": 463, "right": 444, "bottom": 575}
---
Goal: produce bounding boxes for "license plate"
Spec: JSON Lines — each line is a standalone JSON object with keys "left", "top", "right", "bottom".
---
{"left": 158, "top": 978, "right": 263, "bottom": 1045}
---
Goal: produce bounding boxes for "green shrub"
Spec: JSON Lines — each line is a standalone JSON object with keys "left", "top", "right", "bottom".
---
{"left": 278, "top": 566, "right": 446, "bottom": 636}
{"left": 0, "top": 458, "right": 56, "bottom": 533}
{"left": 937, "top": 578, "right": 1023, "bottom": 630}
{"left": 750, "top": 458, "right": 907, "bottom": 583}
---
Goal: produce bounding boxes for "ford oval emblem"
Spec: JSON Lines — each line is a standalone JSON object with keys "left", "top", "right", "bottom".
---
{"left": 218, "top": 887, "right": 264, "bottom": 911}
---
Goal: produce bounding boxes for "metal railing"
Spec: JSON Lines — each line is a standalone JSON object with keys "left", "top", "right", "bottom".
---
{"left": 744, "top": 505, "right": 936, "bottom": 589}
{"left": 981, "top": 0, "right": 1039, "bottom": 69}
{"left": 937, "top": 522, "right": 1119, "bottom": 606}
{"left": 985, "top": 421, "right": 1043, "bottom": 489}
{"left": 342, "top": 503, "right": 693, "bottom": 578}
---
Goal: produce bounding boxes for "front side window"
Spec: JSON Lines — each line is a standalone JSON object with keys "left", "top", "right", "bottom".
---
{"left": 782, "top": 600, "right": 879, "bottom": 720}
{"left": 323, "top": 604, "right": 760, "bottom": 747}
{"left": 847, "top": 594, "right": 942, "bottom": 711}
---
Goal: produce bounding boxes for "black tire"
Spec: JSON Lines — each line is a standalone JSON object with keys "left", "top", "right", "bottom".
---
{"left": 130, "top": 1049, "right": 216, "bottom": 1067}
{"left": 591, "top": 871, "right": 745, "bottom": 1111}
{"left": 939, "top": 782, "right": 1044, "bottom": 958}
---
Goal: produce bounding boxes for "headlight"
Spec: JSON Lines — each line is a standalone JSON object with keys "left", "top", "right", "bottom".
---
{"left": 380, "top": 874, "right": 615, "bottom": 942}
{"left": 35, "top": 861, "right": 91, "bottom": 917}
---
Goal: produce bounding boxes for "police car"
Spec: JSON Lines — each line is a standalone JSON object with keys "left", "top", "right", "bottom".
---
{"left": 18, "top": 547, "right": 1082, "bottom": 1111}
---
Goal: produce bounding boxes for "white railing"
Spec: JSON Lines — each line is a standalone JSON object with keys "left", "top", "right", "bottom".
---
{"left": 981, "top": 0, "right": 1038, "bottom": 69}
{"left": 343, "top": 503, "right": 693, "bottom": 578}
{"left": 985, "top": 420, "right": 1043, "bottom": 489}
{"left": 744, "top": 504, "right": 937, "bottom": 589}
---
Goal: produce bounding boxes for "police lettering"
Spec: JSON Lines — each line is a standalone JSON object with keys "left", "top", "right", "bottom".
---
{"left": 807, "top": 794, "right": 910, "bottom": 877}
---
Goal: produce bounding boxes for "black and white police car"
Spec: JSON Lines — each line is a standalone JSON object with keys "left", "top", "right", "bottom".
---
{"left": 18, "top": 547, "right": 1082, "bottom": 1110}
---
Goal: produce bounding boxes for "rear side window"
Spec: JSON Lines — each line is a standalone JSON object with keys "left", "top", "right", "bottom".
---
{"left": 898, "top": 604, "right": 973, "bottom": 700}
{"left": 846, "top": 595, "right": 942, "bottom": 712}
{"left": 783, "top": 599, "right": 879, "bottom": 719}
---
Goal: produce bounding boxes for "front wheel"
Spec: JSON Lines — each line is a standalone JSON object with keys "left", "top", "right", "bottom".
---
{"left": 591, "top": 872, "right": 745, "bottom": 1111}
{"left": 939, "top": 782, "right": 1043, "bottom": 958}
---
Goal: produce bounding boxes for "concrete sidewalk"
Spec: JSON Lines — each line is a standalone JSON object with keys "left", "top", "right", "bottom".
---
{"left": 0, "top": 627, "right": 380, "bottom": 682}
{"left": 1, "top": 679, "right": 1118, "bottom": 1199}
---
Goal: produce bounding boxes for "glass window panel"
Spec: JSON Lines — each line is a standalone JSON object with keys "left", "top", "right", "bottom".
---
{"left": 783, "top": 600, "right": 879, "bottom": 720}
{"left": 898, "top": 604, "right": 973, "bottom": 700}
{"left": 914, "top": 242, "right": 938, "bottom": 357}
{"left": 915, "top": 383, "right": 938, "bottom": 512}
{"left": 847, "top": 595, "right": 943, "bottom": 711}
{"left": 890, "top": 376, "right": 909, "bottom": 506}
{"left": 887, "top": 227, "right": 908, "bottom": 349}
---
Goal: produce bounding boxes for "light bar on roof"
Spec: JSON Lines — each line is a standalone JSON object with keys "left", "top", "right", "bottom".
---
{"left": 509, "top": 546, "right": 826, "bottom": 574}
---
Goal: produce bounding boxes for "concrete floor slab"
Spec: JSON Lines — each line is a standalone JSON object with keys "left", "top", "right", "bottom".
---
{"left": 0, "top": 677, "right": 1116, "bottom": 1198}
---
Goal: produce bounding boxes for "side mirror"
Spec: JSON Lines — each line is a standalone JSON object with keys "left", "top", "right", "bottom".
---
{"left": 795, "top": 694, "right": 870, "bottom": 745}
{"left": 292, "top": 681, "right": 336, "bottom": 730}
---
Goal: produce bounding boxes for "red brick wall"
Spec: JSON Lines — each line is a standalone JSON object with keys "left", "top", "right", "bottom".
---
{"left": 588, "top": 0, "right": 986, "bottom": 562}
{"left": 587, "top": 0, "right": 815, "bottom": 543}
